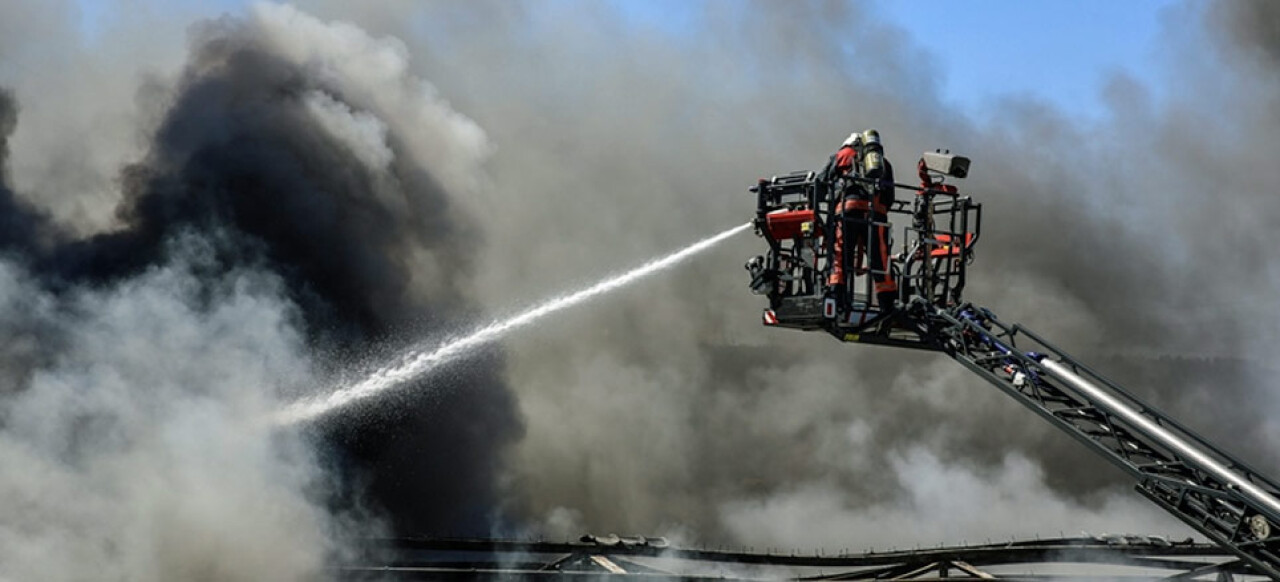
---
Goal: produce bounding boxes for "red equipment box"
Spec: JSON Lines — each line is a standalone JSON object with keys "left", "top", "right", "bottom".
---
{"left": 764, "top": 209, "right": 816, "bottom": 240}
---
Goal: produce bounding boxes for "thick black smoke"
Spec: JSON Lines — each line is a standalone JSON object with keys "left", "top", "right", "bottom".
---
{"left": 1215, "top": 0, "right": 1280, "bottom": 66}
{"left": 0, "top": 90, "right": 68, "bottom": 397}
{"left": 0, "top": 91, "right": 51, "bottom": 261}
{"left": 48, "top": 24, "right": 450, "bottom": 337}
{"left": 0, "top": 12, "right": 520, "bottom": 537}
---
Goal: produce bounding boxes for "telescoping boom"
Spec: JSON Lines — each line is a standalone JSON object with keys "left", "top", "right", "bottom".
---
{"left": 745, "top": 150, "right": 1280, "bottom": 579}
{"left": 940, "top": 305, "right": 1280, "bottom": 579}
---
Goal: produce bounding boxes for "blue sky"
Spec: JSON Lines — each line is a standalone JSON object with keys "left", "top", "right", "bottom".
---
{"left": 74, "top": 0, "right": 1177, "bottom": 120}
{"left": 869, "top": 0, "right": 1179, "bottom": 118}
{"left": 603, "top": 0, "right": 1179, "bottom": 119}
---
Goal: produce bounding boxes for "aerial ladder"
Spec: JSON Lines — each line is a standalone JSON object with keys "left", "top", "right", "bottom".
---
{"left": 745, "top": 150, "right": 1280, "bottom": 579}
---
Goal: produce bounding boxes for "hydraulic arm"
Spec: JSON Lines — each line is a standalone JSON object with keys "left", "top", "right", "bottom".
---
{"left": 924, "top": 301, "right": 1280, "bottom": 579}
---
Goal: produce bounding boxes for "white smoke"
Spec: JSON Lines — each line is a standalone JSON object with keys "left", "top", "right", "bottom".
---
{"left": 720, "top": 447, "right": 1183, "bottom": 551}
{"left": 252, "top": 2, "right": 492, "bottom": 199}
{"left": 304, "top": 90, "right": 395, "bottom": 173}
{"left": 247, "top": 1, "right": 494, "bottom": 306}
{"left": 0, "top": 235, "right": 351, "bottom": 581}
{"left": 0, "top": 1, "right": 229, "bottom": 236}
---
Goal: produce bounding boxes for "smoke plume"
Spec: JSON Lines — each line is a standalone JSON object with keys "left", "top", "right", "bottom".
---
{"left": 3, "top": 0, "right": 1280, "bottom": 577}
{"left": 0, "top": 2, "right": 520, "bottom": 578}
{"left": 288, "top": 0, "right": 1280, "bottom": 548}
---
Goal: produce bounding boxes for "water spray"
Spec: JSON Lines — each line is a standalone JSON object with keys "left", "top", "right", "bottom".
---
{"left": 276, "top": 222, "right": 752, "bottom": 424}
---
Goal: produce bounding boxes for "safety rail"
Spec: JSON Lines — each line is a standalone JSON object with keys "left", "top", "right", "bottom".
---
{"left": 748, "top": 171, "right": 980, "bottom": 350}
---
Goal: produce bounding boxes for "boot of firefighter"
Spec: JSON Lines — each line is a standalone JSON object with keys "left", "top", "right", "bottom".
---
{"left": 876, "top": 289, "right": 898, "bottom": 313}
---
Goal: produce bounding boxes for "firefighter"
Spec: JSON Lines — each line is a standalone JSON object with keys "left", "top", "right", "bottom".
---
{"left": 826, "top": 129, "right": 899, "bottom": 312}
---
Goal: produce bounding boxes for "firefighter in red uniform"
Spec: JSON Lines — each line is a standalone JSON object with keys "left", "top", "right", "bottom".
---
{"left": 826, "top": 130, "right": 899, "bottom": 312}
